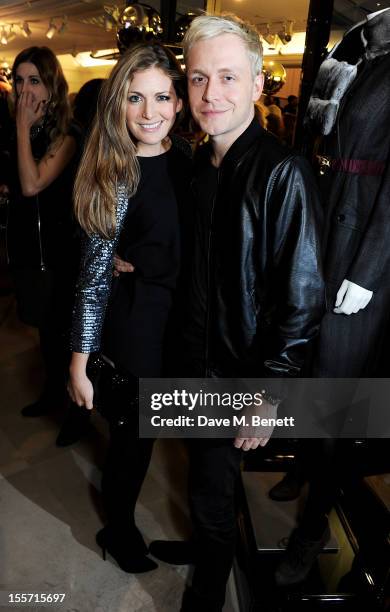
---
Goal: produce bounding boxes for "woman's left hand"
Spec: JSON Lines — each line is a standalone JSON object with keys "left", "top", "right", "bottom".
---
{"left": 16, "top": 91, "right": 47, "bottom": 130}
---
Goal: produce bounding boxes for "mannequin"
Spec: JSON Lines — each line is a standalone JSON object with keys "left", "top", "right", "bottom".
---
{"left": 274, "top": 8, "right": 390, "bottom": 587}
{"left": 305, "top": 6, "right": 390, "bottom": 376}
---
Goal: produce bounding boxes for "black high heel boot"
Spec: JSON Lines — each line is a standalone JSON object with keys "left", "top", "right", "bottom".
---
{"left": 96, "top": 526, "right": 158, "bottom": 573}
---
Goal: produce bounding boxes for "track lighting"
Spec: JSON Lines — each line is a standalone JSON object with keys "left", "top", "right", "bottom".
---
{"left": 259, "top": 20, "right": 295, "bottom": 50}
{"left": 104, "top": 14, "right": 116, "bottom": 31}
{"left": 103, "top": 6, "right": 118, "bottom": 32}
{"left": 264, "top": 33, "right": 277, "bottom": 48}
{"left": 278, "top": 21, "right": 294, "bottom": 45}
{"left": 0, "top": 28, "right": 8, "bottom": 45}
{"left": 58, "top": 17, "right": 68, "bottom": 35}
{"left": 21, "top": 21, "right": 32, "bottom": 37}
{"left": 263, "top": 24, "right": 278, "bottom": 49}
{"left": 46, "top": 20, "right": 57, "bottom": 39}
{"left": 0, "top": 21, "right": 32, "bottom": 42}
{"left": 7, "top": 27, "right": 16, "bottom": 43}
{"left": 45, "top": 15, "right": 69, "bottom": 39}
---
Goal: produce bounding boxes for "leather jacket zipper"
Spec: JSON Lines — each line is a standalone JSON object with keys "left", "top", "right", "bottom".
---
{"left": 204, "top": 167, "right": 221, "bottom": 377}
{"left": 264, "top": 154, "right": 294, "bottom": 208}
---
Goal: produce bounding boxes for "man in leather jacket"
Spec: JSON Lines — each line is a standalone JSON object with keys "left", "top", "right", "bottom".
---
{"left": 148, "top": 14, "right": 326, "bottom": 612}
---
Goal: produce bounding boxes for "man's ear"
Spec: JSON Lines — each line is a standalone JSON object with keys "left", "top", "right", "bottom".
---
{"left": 252, "top": 72, "right": 264, "bottom": 102}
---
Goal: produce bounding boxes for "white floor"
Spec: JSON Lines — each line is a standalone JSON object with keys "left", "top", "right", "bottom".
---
{"left": 0, "top": 294, "right": 239, "bottom": 612}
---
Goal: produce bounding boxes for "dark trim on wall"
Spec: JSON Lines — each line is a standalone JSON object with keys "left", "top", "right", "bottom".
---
{"left": 161, "top": 0, "right": 178, "bottom": 43}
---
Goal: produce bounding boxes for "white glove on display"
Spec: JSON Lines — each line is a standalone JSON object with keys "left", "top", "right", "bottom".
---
{"left": 333, "top": 279, "right": 373, "bottom": 315}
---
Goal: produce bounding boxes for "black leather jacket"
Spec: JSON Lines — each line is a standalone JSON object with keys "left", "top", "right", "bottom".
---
{"left": 189, "top": 119, "right": 325, "bottom": 378}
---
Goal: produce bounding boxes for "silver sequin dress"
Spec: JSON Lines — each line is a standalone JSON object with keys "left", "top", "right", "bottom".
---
{"left": 70, "top": 184, "right": 129, "bottom": 353}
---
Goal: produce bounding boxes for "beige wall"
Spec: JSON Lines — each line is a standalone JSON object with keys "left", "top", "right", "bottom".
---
{"left": 57, "top": 54, "right": 114, "bottom": 94}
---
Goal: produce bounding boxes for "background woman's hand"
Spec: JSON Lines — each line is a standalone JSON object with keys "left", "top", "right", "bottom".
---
{"left": 68, "top": 371, "right": 94, "bottom": 411}
{"left": 16, "top": 91, "right": 47, "bottom": 130}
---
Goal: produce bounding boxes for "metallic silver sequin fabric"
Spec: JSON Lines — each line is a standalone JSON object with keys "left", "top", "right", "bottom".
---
{"left": 70, "top": 185, "right": 129, "bottom": 353}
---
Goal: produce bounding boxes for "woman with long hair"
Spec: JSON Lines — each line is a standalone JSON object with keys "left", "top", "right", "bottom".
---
{"left": 0, "top": 47, "right": 82, "bottom": 420}
{"left": 68, "top": 43, "right": 191, "bottom": 573}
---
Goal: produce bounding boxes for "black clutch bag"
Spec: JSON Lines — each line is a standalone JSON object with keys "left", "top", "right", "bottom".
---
{"left": 86, "top": 353, "right": 139, "bottom": 427}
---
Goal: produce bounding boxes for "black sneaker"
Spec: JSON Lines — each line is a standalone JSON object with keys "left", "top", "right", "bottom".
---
{"left": 149, "top": 540, "right": 195, "bottom": 565}
{"left": 275, "top": 525, "right": 331, "bottom": 587}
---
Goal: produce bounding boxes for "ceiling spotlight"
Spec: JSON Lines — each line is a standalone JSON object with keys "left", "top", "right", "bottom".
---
{"left": 7, "top": 27, "right": 17, "bottom": 43}
{"left": 103, "top": 6, "right": 118, "bottom": 31}
{"left": 21, "top": 21, "right": 32, "bottom": 37}
{"left": 264, "top": 33, "right": 275, "bottom": 46}
{"left": 264, "top": 32, "right": 281, "bottom": 50}
{"left": 104, "top": 14, "right": 116, "bottom": 31}
{"left": 278, "top": 21, "right": 294, "bottom": 45}
{"left": 0, "top": 28, "right": 8, "bottom": 45}
{"left": 263, "top": 24, "right": 278, "bottom": 48}
{"left": 58, "top": 17, "right": 68, "bottom": 35}
{"left": 46, "top": 20, "right": 57, "bottom": 39}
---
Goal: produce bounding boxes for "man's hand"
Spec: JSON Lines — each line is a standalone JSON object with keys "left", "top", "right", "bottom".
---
{"left": 113, "top": 254, "right": 135, "bottom": 277}
{"left": 333, "top": 279, "right": 373, "bottom": 315}
{"left": 234, "top": 437, "right": 269, "bottom": 451}
{"left": 233, "top": 398, "right": 279, "bottom": 451}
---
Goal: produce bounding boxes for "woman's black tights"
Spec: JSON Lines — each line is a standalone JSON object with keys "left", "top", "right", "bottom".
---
{"left": 101, "top": 412, "right": 155, "bottom": 540}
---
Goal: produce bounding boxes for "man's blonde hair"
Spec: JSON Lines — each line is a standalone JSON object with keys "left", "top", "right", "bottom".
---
{"left": 183, "top": 13, "right": 263, "bottom": 78}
